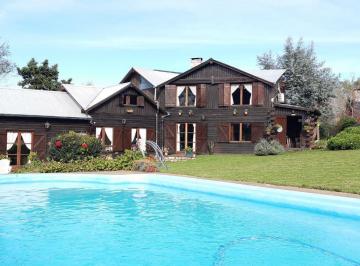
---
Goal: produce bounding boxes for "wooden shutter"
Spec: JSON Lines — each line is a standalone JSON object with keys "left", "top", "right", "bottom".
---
{"left": 196, "top": 84, "right": 206, "bottom": 107}
{"left": 146, "top": 128, "right": 155, "bottom": 142}
{"left": 123, "top": 127, "right": 132, "bottom": 150}
{"left": 164, "top": 122, "right": 176, "bottom": 154}
{"left": 120, "top": 94, "right": 124, "bottom": 106}
{"left": 217, "top": 123, "right": 230, "bottom": 142}
{"left": 33, "top": 133, "right": 47, "bottom": 160}
{"left": 251, "top": 123, "right": 265, "bottom": 143}
{"left": 275, "top": 116, "right": 287, "bottom": 146}
{"left": 0, "top": 131, "right": 6, "bottom": 155}
{"left": 252, "top": 82, "right": 265, "bottom": 106}
{"left": 196, "top": 123, "right": 208, "bottom": 154}
{"left": 165, "top": 85, "right": 177, "bottom": 107}
{"left": 113, "top": 127, "right": 123, "bottom": 152}
{"left": 218, "top": 83, "right": 230, "bottom": 106}
{"left": 125, "top": 95, "right": 131, "bottom": 105}
{"left": 137, "top": 95, "right": 144, "bottom": 107}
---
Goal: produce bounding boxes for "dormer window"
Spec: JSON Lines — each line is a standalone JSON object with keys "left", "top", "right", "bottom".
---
{"left": 231, "top": 84, "right": 252, "bottom": 105}
{"left": 177, "top": 86, "right": 196, "bottom": 107}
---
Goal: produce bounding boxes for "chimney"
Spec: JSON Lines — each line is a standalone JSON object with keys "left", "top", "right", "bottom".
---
{"left": 190, "top": 57, "right": 203, "bottom": 68}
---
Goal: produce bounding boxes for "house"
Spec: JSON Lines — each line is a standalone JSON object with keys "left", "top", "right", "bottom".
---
{"left": 0, "top": 57, "right": 319, "bottom": 166}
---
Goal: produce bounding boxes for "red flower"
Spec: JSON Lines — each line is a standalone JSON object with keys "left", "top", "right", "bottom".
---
{"left": 81, "top": 143, "right": 88, "bottom": 149}
{"left": 54, "top": 140, "right": 62, "bottom": 149}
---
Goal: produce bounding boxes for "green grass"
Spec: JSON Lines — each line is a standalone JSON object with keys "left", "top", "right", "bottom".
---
{"left": 162, "top": 150, "right": 360, "bottom": 195}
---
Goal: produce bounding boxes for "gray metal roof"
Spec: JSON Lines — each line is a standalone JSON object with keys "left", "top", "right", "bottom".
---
{"left": 245, "top": 69, "right": 286, "bottom": 84}
{"left": 133, "top": 67, "right": 179, "bottom": 87}
{"left": 0, "top": 88, "right": 90, "bottom": 120}
{"left": 62, "top": 84, "right": 102, "bottom": 109}
{"left": 86, "top": 83, "right": 130, "bottom": 110}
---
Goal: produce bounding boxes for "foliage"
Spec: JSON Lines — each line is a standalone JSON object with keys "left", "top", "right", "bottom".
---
{"left": 0, "top": 41, "right": 14, "bottom": 78}
{"left": 49, "top": 131, "right": 102, "bottom": 162}
{"left": 133, "top": 158, "right": 159, "bottom": 172}
{"left": 207, "top": 141, "right": 215, "bottom": 155}
{"left": 336, "top": 116, "right": 357, "bottom": 132}
{"left": 184, "top": 146, "right": 193, "bottom": 153}
{"left": 327, "top": 126, "right": 360, "bottom": 150}
{"left": 16, "top": 150, "right": 143, "bottom": 173}
{"left": 257, "top": 37, "right": 339, "bottom": 121}
{"left": 163, "top": 150, "right": 360, "bottom": 194}
{"left": 254, "top": 139, "right": 285, "bottom": 156}
{"left": 319, "top": 122, "right": 336, "bottom": 139}
{"left": 17, "top": 58, "right": 72, "bottom": 90}
{"left": 333, "top": 78, "right": 360, "bottom": 120}
{"left": 312, "top": 139, "right": 328, "bottom": 150}
{"left": 28, "top": 152, "right": 41, "bottom": 166}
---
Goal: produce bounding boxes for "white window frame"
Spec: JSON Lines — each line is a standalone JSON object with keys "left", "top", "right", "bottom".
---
{"left": 176, "top": 123, "right": 196, "bottom": 152}
{"left": 230, "top": 84, "right": 252, "bottom": 106}
{"left": 176, "top": 86, "right": 197, "bottom": 107}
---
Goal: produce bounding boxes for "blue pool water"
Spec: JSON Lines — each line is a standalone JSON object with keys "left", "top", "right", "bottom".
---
{"left": 0, "top": 174, "right": 360, "bottom": 266}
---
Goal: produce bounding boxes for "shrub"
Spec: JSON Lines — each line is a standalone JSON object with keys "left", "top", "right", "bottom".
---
{"left": 313, "top": 139, "right": 327, "bottom": 150}
{"left": 49, "top": 131, "right": 102, "bottom": 162}
{"left": 327, "top": 126, "right": 360, "bottom": 150}
{"left": 133, "top": 158, "right": 159, "bottom": 172}
{"left": 337, "top": 116, "right": 357, "bottom": 132}
{"left": 15, "top": 149, "right": 143, "bottom": 173}
{"left": 254, "top": 139, "right": 285, "bottom": 156}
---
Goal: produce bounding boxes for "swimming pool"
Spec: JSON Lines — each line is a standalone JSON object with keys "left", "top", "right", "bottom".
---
{"left": 0, "top": 174, "right": 360, "bottom": 266}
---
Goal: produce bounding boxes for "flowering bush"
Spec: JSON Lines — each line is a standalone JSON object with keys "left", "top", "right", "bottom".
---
{"left": 254, "top": 139, "right": 285, "bottom": 156}
{"left": 49, "top": 131, "right": 102, "bottom": 162}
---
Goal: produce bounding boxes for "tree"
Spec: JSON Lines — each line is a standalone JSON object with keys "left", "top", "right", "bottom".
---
{"left": 0, "top": 41, "right": 15, "bottom": 78}
{"left": 17, "top": 58, "right": 72, "bottom": 90}
{"left": 257, "top": 38, "right": 340, "bottom": 120}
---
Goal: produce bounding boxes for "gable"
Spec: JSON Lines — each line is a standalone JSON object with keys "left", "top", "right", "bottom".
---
{"left": 162, "top": 59, "right": 274, "bottom": 86}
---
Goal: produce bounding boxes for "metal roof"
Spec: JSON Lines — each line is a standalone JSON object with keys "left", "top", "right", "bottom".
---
{"left": 86, "top": 83, "right": 130, "bottom": 110}
{"left": 245, "top": 69, "right": 286, "bottom": 84}
{"left": 0, "top": 88, "right": 90, "bottom": 120}
{"left": 131, "top": 67, "right": 179, "bottom": 87}
{"left": 62, "top": 84, "right": 102, "bottom": 109}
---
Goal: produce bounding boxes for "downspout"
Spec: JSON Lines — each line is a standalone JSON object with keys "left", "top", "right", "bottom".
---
{"left": 154, "top": 86, "right": 158, "bottom": 144}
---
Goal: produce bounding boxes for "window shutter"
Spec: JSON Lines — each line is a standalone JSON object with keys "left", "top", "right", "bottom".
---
{"left": 164, "top": 122, "right": 176, "bottom": 154}
{"left": 137, "top": 95, "right": 144, "bottom": 107}
{"left": 251, "top": 123, "right": 265, "bottom": 143}
{"left": 123, "top": 127, "right": 132, "bottom": 150}
{"left": 224, "top": 83, "right": 231, "bottom": 106}
{"left": 218, "top": 84, "right": 224, "bottom": 106}
{"left": 217, "top": 123, "right": 230, "bottom": 142}
{"left": 146, "top": 128, "right": 155, "bottom": 142}
{"left": 252, "top": 82, "right": 265, "bottom": 106}
{"left": 120, "top": 94, "right": 124, "bottom": 106}
{"left": 0, "top": 131, "right": 7, "bottom": 154}
{"left": 196, "top": 84, "right": 206, "bottom": 107}
{"left": 165, "top": 85, "right": 177, "bottom": 107}
{"left": 33, "top": 133, "right": 47, "bottom": 160}
{"left": 196, "top": 123, "right": 208, "bottom": 154}
{"left": 125, "top": 95, "right": 131, "bottom": 105}
{"left": 113, "top": 127, "right": 123, "bottom": 152}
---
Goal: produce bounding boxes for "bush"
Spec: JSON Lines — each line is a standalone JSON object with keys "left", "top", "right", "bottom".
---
{"left": 254, "top": 139, "right": 285, "bottom": 156}
{"left": 337, "top": 116, "right": 357, "bottom": 132}
{"left": 327, "top": 126, "right": 360, "bottom": 150}
{"left": 133, "top": 158, "right": 159, "bottom": 172}
{"left": 15, "top": 149, "right": 143, "bottom": 173}
{"left": 313, "top": 139, "right": 327, "bottom": 150}
{"left": 49, "top": 131, "right": 102, "bottom": 162}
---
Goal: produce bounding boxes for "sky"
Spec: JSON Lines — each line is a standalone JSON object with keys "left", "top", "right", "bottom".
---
{"left": 0, "top": 0, "right": 359, "bottom": 88}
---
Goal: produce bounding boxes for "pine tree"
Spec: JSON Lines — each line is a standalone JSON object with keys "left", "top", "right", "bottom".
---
{"left": 17, "top": 58, "right": 72, "bottom": 90}
{"left": 257, "top": 37, "right": 339, "bottom": 120}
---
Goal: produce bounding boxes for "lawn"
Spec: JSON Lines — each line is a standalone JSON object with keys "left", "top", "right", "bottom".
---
{"left": 162, "top": 150, "right": 360, "bottom": 195}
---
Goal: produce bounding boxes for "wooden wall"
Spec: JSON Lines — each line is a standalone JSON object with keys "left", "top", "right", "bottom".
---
{"left": 0, "top": 117, "right": 90, "bottom": 159}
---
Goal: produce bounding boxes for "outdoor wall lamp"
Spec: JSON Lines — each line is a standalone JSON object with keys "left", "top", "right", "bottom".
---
{"left": 233, "top": 108, "right": 238, "bottom": 116}
{"left": 188, "top": 110, "right": 193, "bottom": 116}
{"left": 291, "top": 110, "right": 296, "bottom": 116}
{"left": 44, "top": 121, "right": 51, "bottom": 130}
{"left": 178, "top": 110, "right": 183, "bottom": 116}
{"left": 244, "top": 109, "right": 249, "bottom": 116}
{"left": 122, "top": 119, "right": 126, "bottom": 125}
{"left": 201, "top": 114, "right": 206, "bottom": 121}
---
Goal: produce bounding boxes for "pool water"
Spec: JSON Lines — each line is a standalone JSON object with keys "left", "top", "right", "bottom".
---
{"left": 0, "top": 174, "right": 360, "bottom": 266}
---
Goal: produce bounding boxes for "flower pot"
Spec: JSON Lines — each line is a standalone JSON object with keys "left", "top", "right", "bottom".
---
{"left": 0, "top": 159, "right": 11, "bottom": 174}
{"left": 185, "top": 152, "right": 193, "bottom": 158}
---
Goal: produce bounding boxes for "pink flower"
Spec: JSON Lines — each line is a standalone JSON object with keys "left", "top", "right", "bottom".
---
{"left": 55, "top": 140, "right": 62, "bottom": 149}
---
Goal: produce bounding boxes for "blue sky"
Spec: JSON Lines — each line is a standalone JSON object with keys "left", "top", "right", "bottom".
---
{"left": 0, "top": 0, "right": 359, "bottom": 87}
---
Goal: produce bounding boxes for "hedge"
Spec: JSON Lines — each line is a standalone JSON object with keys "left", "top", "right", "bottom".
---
{"left": 327, "top": 126, "right": 360, "bottom": 150}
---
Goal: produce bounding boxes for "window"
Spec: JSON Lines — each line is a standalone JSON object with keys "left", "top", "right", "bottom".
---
{"left": 230, "top": 123, "right": 251, "bottom": 142}
{"left": 96, "top": 127, "right": 113, "bottom": 151}
{"left": 177, "top": 86, "right": 196, "bottom": 107}
{"left": 122, "top": 95, "right": 137, "bottom": 105}
{"left": 6, "top": 132, "right": 32, "bottom": 166}
{"left": 176, "top": 123, "right": 196, "bottom": 152}
{"left": 231, "top": 84, "right": 252, "bottom": 105}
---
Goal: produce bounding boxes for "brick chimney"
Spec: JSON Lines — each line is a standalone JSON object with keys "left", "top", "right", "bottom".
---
{"left": 190, "top": 57, "right": 203, "bottom": 68}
